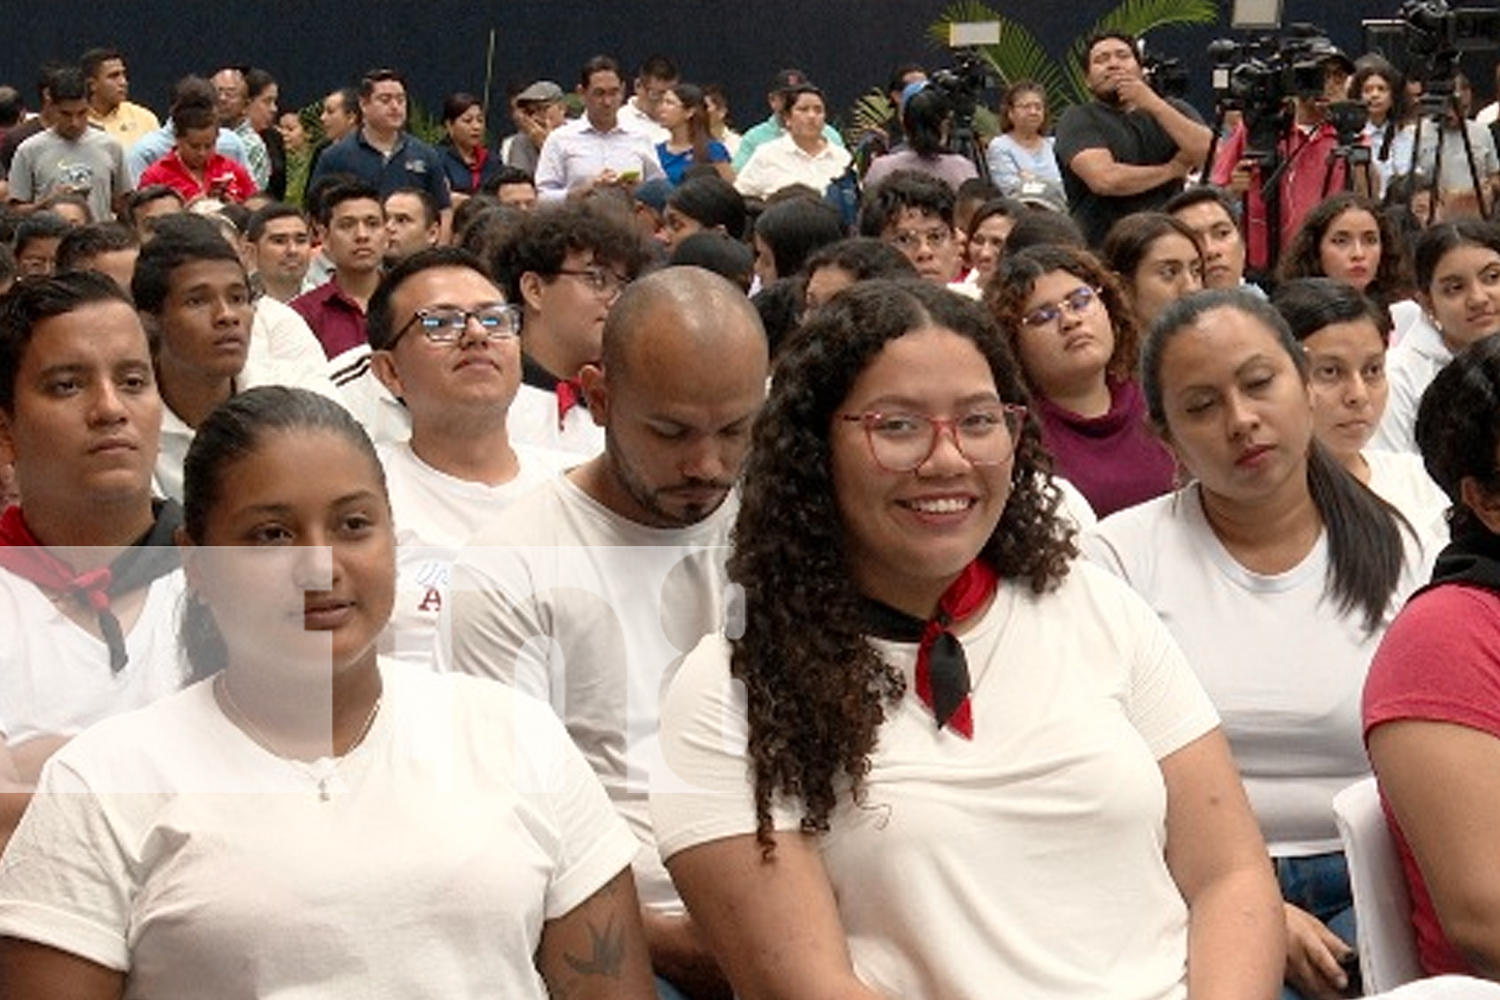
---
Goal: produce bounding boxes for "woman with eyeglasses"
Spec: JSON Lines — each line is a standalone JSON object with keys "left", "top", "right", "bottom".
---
{"left": 986, "top": 243, "right": 1175, "bottom": 518}
{"left": 1084, "top": 289, "right": 1429, "bottom": 1000}
{"left": 0, "top": 386, "right": 656, "bottom": 999}
{"left": 651, "top": 278, "right": 1283, "bottom": 1000}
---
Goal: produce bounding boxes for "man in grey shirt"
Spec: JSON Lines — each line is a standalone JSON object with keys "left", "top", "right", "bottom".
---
{"left": 8, "top": 66, "right": 132, "bottom": 222}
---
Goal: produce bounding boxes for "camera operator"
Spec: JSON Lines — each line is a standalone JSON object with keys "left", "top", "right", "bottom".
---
{"left": 1209, "top": 45, "right": 1358, "bottom": 271}
{"left": 862, "top": 83, "right": 979, "bottom": 192}
{"left": 1054, "top": 32, "right": 1213, "bottom": 245}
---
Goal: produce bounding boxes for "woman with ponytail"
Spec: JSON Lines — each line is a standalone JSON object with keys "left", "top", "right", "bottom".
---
{"left": 1084, "top": 288, "right": 1431, "bottom": 1000}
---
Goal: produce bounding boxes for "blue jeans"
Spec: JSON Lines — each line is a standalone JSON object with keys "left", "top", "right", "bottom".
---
{"left": 1275, "top": 852, "right": 1357, "bottom": 1000}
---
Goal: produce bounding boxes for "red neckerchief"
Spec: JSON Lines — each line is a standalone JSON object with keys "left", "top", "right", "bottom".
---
{"left": 862, "top": 558, "right": 999, "bottom": 739}
{"left": 0, "top": 502, "right": 183, "bottom": 672}
{"left": 555, "top": 377, "right": 587, "bottom": 428}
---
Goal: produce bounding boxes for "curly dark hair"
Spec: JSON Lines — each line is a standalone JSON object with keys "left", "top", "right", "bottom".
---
{"left": 1277, "top": 192, "right": 1408, "bottom": 306}
{"left": 984, "top": 243, "right": 1141, "bottom": 386}
{"left": 730, "top": 278, "right": 1076, "bottom": 852}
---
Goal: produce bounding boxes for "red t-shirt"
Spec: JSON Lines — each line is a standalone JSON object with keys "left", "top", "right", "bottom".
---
{"left": 138, "top": 149, "right": 258, "bottom": 204}
{"left": 1364, "top": 582, "right": 1500, "bottom": 976}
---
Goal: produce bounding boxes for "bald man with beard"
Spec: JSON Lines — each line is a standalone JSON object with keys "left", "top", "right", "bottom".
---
{"left": 443, "top": 266, "right": 766, "bottom": 1000}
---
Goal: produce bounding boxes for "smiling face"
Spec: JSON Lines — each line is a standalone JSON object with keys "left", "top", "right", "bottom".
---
{"left": 1301, "top": 317, "right": 1388, "bottom": 466}
{"left": 1128, "top": 232, "right": 1203, "bottom": 330}
{"left": 1318, "top": 208, "right": 1382, "bottom": 292}
{"left": 1421, "top": 241, "right": 1500, "bottom": 352}
{"left": 1156, "top": 306, "right": 1314, "bottom": 510}
{"left": 188, "top": 428, "right": 395, "bottom": 680}
{"left": 1015, "top": 268, "right": 1115, "bottom": 402}
{"left": 966, "top": 215, "right": 1014, "bottom": 282}
{"left": 0, "top": 299, "right": 160, "bottom": 514}
{"left": 831, "top": 326, "right": 1014, "bottom": 617}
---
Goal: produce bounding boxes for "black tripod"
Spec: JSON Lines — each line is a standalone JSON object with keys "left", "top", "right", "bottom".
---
{"left": 1406, "top": 84, "right": 1492, "bottom": 220}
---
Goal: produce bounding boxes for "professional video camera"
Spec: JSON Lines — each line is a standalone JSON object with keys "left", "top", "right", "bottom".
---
{"left": 1398, "top": 0, "right": 1500, "bottom": 99}
{"left": 1207, "top": 24, "right": 1346, "bottom": 159}
{"left": 933, "top": 25, "right": 1005, "bottom": 180}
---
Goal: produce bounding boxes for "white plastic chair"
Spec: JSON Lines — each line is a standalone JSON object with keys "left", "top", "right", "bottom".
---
{"left": 1333, "top": 776, "right": 1425, "bottom": 994}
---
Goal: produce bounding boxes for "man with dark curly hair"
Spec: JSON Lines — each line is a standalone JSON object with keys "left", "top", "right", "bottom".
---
{"left": 443, "top": 265, "right": 767, "bottom": 1000}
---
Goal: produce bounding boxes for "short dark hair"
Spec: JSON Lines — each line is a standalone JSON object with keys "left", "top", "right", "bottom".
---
{"left": 170, "top": 91, "right": 218, "bottom": 134}
{"left": 442, "top": 92, "right": 483, "bottom": 124}
{"left": 56, "top": 221, "right": 139, "bottom": 273}
{"left": 126, "top": 184, "right": 185, "bottom": 223}
{"left": 1084, "top": 32, "right": 1139, "bottom": 63}
{"left": 802, "top": 236, "right": 918, "bottom": 284}
{"left": 359, "top": 68, "right": 406, "bottom": 99}
{"left": 666, "top": 174, "right": 747, "bottom": 239}
{"left": 579, "top": 55, "right": 622, "bottom": 89}
{"left": 1163, "top": 183, "right": 1243, "bottom": 223}
{"left": 79, "top": 47, "right": 123, "bottom": 81}
{"left": 243, "top": 67, "right": 276, "bottom": 100}
{"left": 367, "top": 246, "right": 497, "bottom": 351}
{"left": 314, "top": 179, "right": 382, "bottom": 228}
{"left": 754, "top": 198, "right": 845, "bottom": 279}
{"left": 636, "top": 55, "right": 678, "bottom": 82}
{"left": 48, "top": 67, "right": 88, "bottom": 105}
{"left": 0, "top": 270, "right": 134, "bottom": 414}
{"left": 858, "top": 169, "right": 955, "bottom": 236}
{"left": 1272, "top": 276, "right": 1392, "bottom": 345}
{"left": 490, "top": 202, "right": 642, "bottom": 303}
{"left": 324, "top": 86, "right": 361, "bottom": 124}
{"left": 13, "top": 212, "right": 72, "bottom": 256}
{"left": 384, "top": 186, "right": 438, "bottom": 228}
{"left": 0, "top": 86, "right": 23, "bottom": 128}
{"left": 131, "top": 215, "right": 244, "bottom": 314}
{"left": 887, "top": 61, "right": 926, "bottom": 96}
{"left": 246, "top": 201, "right": 307, "bottom": 242}
{"left": 669, "top": 231, "right": 755, "bottom": 291}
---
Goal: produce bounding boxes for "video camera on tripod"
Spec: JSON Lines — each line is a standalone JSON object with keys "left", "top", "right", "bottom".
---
{"left": 1208, "top": 25, "right": 1349, "bottom": 160}
{"left": 933, "top": 22, "right": 1005, "bottom": 181}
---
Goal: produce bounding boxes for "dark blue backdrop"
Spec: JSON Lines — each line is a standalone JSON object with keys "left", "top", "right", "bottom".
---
{"left": 1, "top": 1, "right": 1488, "bottom": 140}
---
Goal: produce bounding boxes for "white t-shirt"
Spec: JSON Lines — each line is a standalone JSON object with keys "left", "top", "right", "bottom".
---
{"left": 507, "top": 384, "right": 605, "bottom": 457}
{"left": 1372, "top": 313, "right": 1450, "bottom": 455}
{"left": 441, "top": 473, "right": 736, "bottom": 912}
{"left": 250, "top": 297, "right": 332, "bottom": 379}
{"left": 0, "top": 567, "right": 188, "bottom": 744}
{"left": 652, "top": 562, "right": 1219, "bottom": 1000}
{"left": 0, "top": 663, "right": 637, "bottom": 1000}
{"left": 155, "top": 357, "right": 346, "bottom": 502}
{"left": 378, "top": 440, "right": 571, "bottom": 668}
{"left": 1366, "top": 447, "right": 1450, "bottom": 548}
{"left": 1082, "top": 485, "right": 1430, "bottom": 854}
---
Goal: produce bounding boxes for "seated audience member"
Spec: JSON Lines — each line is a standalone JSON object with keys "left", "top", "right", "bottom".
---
{"left": 987, "top": 244, "right": 1175, "bottom": 517}
{"left": 734, "top": 83, "right": 852, "bottom": 202}
{"left": 489, "top": 202, "right": 643, "bottom": 455}
{"left": 953, "top": 176, "right": 1002, "bottom": 235}
{"left": 1273, "top": 277, "right": 1448, "bottom": 541}
{"left": 1366, "top": 333, "right": 1500, "bottom": 980}
{"left": 1100, "top": 211, "right": 1205, "bottom": 331}
{"left": 1373, "top": 219, "right": 1500, "bottom": 454}
{"left": 0, "top": 386, "right": 657, "bottom": 1000}
{"left": 124, "top": 184, "right": 185, "bottom": 242}
{"left": 501, "top": 80, "right": 566, "bottom": 175}
{"left": 136, "top": 215, "right": 339, "bottom": 499}
{"left": 38, "top": 191, "right": 92, "bottom": 227}
{"left": 662, "top": 174, "right": 746, "bottom": 251}
{"left": 731, "top": 68, "right": 845, "bottom": 174}
{"left": 750, "top": 195, "right": 843, "bottom": 289}
{"left": 650, "top": 278, "right": 1283, "bottom": 1000}
{"left": 245, "top": 201, "right": 312, "bottom": 303}
{"left": 862, "top": 83, "right": 978, "bottom": 193}
{"left": 0, "top": 272, "right": 188, "bottom": 849}
{"left": 445, "top": 266, "right": 766, "bottom": 1000}
{"left": 858, "top": 170, "right": 965, "bottom": 289}
{"left": 959, "top": 196, "right": 1027, "bottom": 291}
{"left": 383, "top": 187, "right": 441, "bottom": 264}
{"left": 54, "top": 221, "right": 140, "bottom": 293}
{"left": 125, "top": 75, "right": 250, "bottom": 186}
{"left": 139, "top": 88, "right": 258, "bottom": 205}
{"left": 1084, "top": 289, "right": 1429, "bottom": 1000}
{"left": 365, "top": 247, "right": 568, "bottom": 666}
{"left": 11, "top": 212, "right": 71, "bottom": 278}
{"left": 668, "top": 230, "right": 754, "bottom": 292}
{"left": 1277, "top": 193, "right": 1408, "bottom": 310}
{"left": 1164, "top": 185, "right": 1255, "bottom": 292}
{"left": 801, "top": 235, "right": 917, "bottom": 312}
{"left": 290, "top": 179, "right": 387, "bottom": 372}
{"left": 488, "top": 165, "right": 540, "bottom": 212}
